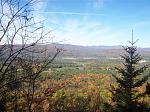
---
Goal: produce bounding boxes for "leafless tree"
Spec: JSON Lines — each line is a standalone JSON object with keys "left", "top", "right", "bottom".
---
{"left": 0, "top": 0, "right": 61, "bottom": 111}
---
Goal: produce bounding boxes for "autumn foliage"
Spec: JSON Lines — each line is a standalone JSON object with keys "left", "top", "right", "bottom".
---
{"left": 32, "top": 74, "right": 112, "bottom": 112}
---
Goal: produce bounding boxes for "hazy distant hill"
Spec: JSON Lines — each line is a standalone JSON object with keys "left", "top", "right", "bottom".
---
{"left": 48, "top": 43, "right": 150, "bottom": 59}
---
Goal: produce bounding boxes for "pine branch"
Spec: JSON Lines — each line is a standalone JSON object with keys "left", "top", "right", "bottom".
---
{"left": 112, "top": 74, "right": 129, "bottom": 88}
{"left": 133, "top": 74, "right": 150, "bottom": 88}
{"left": 115, "top": 67, "right": 131, "bottom": 77}
{"left": 132, "top": 66, "right": 148, "bottom": 78}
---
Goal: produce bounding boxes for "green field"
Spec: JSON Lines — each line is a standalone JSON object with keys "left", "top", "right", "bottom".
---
{"left": 42, "top": 57, "right": 150, "bottom": 81}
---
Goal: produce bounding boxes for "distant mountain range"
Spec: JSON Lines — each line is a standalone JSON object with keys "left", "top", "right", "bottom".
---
{"left": 46, "top": 43, "right": 150, "bottom": 59}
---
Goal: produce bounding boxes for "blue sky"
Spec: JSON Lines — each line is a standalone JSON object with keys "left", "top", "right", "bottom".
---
{"left": 33, "top": 0, "right": 150, "bottom": 47}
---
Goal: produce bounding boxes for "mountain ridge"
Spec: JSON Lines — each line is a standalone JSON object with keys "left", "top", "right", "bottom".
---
{"left": 49, "top": 43, "right": 150, "bottom": 58}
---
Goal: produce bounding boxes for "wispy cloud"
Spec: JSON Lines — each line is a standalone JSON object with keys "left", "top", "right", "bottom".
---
{"left": 92, "top": 0, "right": 105, "bottom": 8}
{"left": 48, "top": 18, "right": 125, "bottom": 46}
{"left": 32, "top": 0, "right": 48, "bottom": 11}
{"left": 134, "top": 21, "right": 150, "bottom": 28}
{"left": 32, "top": 0, "right": 48, "bottom": 22}
{"left": 38, "top": 11, "right": 104, "bottom": 16}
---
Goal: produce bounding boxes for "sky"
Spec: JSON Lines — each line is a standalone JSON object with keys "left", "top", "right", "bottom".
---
{"left": 32, "top": 0, "right": 150, "bottom": 47}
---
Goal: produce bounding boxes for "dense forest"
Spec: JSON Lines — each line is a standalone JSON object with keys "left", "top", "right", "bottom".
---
{"left": 0, "top": 0, "right": 150, "bottom": 112}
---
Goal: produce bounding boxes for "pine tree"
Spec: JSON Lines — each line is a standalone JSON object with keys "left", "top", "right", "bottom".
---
{"left": 111, "top": 32, "right": 150, "bottom": 112}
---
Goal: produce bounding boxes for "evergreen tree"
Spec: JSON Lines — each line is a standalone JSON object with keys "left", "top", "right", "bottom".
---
{"left": 111, "top": 32, "right": 150, "bottom": 112}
